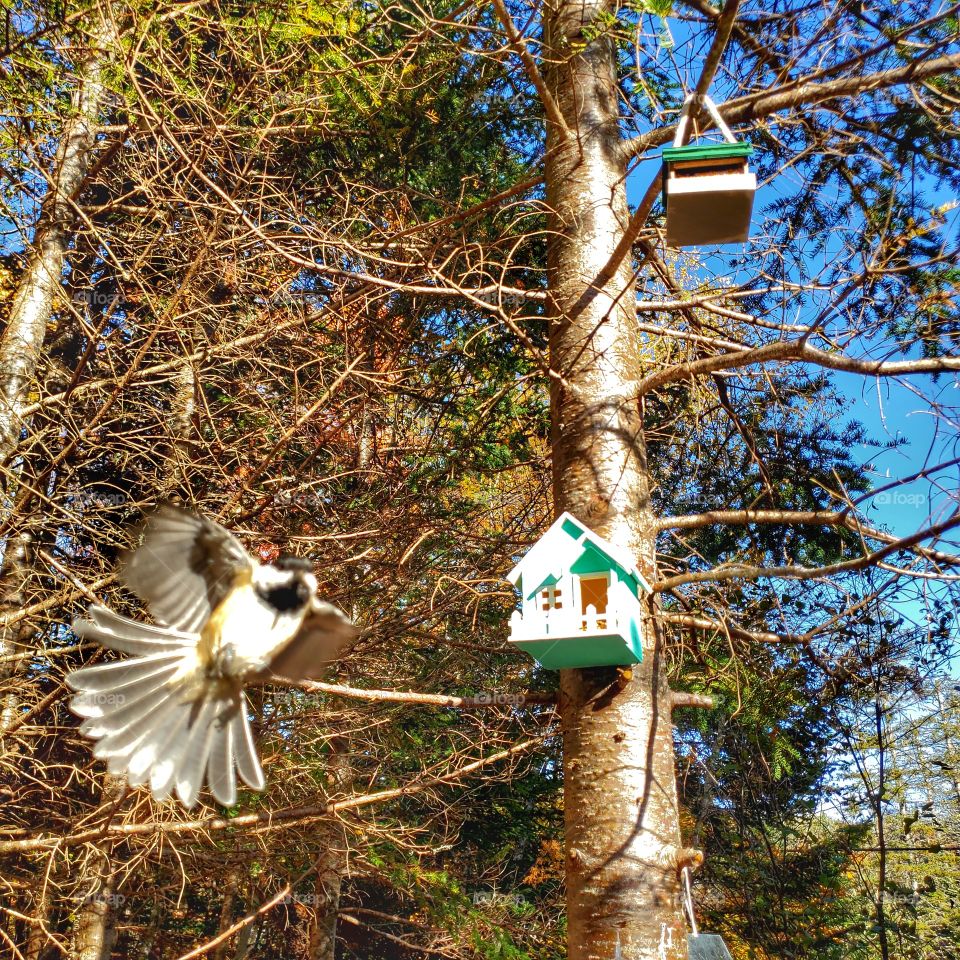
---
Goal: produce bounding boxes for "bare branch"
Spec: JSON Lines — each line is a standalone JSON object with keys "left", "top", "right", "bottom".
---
{"left": 489, "top": 0, "right": 570, "bottom": 140}
{"left": 623, "top": 52, "right": 960, "bottom": 159}
{"left": 655, "top": 510, "right": 960, "bottom": 591}
{"left": 0, "top": 736, "right": 548, "bottom": 854}
{"left": 635, "top": 338, "right": 960, "bottom": 396}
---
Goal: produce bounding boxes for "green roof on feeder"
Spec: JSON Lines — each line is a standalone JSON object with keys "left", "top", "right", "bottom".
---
{"left": 662, "top": 141, "right": 753, "bottom": 163}
{"left": 506, "top": 512, "right": 651, "bottom": 599}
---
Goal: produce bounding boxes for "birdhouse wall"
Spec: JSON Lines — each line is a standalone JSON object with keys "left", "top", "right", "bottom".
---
{"left": 665, "top": 172, "right": 756, "bottom": 246}
{"left": 667, "top": 155, "right": 749, "bottom": 178}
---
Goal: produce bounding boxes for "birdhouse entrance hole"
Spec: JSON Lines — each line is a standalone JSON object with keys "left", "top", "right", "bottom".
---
{"left": 667, "top": 150, "right": 750, "bottom": 180}
{"left": 578, "top": 575, "right": 608, "bottom": 631}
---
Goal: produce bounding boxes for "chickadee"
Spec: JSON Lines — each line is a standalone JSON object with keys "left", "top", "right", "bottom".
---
{"left": 66, "top": 504, "right": 358, "bottom": 808}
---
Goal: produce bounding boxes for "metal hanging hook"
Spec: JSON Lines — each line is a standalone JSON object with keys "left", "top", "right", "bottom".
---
{"left": 672, "top": 94, "right": 738, "bottom": 149}
{"left": 682, "top": 865, "right": 699, "bottom": 937}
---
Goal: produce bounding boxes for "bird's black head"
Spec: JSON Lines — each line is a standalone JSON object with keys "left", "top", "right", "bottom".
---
{"left": 257, "top": 556, "right": 315, "bottom": 614}
{"left": 257, "top": 575, "right": 312, "bottom": 614}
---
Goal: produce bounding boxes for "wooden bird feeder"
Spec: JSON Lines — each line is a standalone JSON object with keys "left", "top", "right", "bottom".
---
{"left": 662, "top": 94, "right": 756, "bottom": 247}
{"left": 688, "top": 935, "right": 735, "bottom": 960}
{"left": 506, "top": 513, "right": 651, "bottom": 670}
{"left": 682, "top": 864, "right": 735, "bottom": 960}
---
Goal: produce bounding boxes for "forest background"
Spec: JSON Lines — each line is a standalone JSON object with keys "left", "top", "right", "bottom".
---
{"left": 0, "top": 1, "right": 959, "bottom": 958}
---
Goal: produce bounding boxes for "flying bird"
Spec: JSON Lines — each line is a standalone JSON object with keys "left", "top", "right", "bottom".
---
{"left": 66, "top": 504, "right": 358, "bottom": 808}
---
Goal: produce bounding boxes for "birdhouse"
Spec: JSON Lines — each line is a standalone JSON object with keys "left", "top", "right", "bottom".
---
{"left": 506, "top": 512, "right": 651, "bottom": 670}
{"left": 682, "top": 864, "right": 734, "bottom": 960}
{"left": 662, "top": 94, "right": 756, "bottom": 247}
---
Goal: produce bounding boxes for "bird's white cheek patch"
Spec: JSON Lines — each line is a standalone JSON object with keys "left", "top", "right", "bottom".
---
{"left": 210, "top": 581, "right": 305, "bottom": 676}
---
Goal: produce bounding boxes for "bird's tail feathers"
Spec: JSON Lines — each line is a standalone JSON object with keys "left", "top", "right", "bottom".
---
{"left": 67, "top": 606, "right": 264, "bottom": 807}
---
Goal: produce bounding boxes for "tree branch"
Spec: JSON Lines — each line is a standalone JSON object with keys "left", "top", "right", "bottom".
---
{"left": 655, "top": 509, "right": 960, "bottom": 591}
{"left": 623, "top": 52, "right": 960, "bottom": 159}
{"left": 669, "top": 689, "right": 715, "bottom": 710}
{"left": 661, "top": 611, "right": 809, "bottom": 645}
{"left": 293, "top": 678, "right": 557, "bottom": 709}
{"left": 634, "top": 338, "right": 960, "bottom": 396}
{"left": 490, "top": 0, "right": 570, "bottom": 140}
{"left": 0, "top": 735, "right": 547, "bottom": 854}
{"left": 655, "top": 509, "right": 960, "bottom": 568}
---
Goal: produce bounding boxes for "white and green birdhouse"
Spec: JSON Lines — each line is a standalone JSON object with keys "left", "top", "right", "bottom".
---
{"left": 506, "top": 512, "right": 651, "bottom": 670}
{"left": 662, "top": 94, "right": 756, "bottom": 247}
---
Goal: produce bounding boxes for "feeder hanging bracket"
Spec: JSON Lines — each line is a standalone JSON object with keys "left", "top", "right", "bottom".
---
{"left": 673, "top": 94, "right": 738, "bottom": 149}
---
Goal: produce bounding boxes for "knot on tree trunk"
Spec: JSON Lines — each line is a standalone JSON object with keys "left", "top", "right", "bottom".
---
{"left": 567, "top": 846, "right": 588, "bottom": 871}
{"left": 674, "top": 847, "right": 705, "bottom": 877}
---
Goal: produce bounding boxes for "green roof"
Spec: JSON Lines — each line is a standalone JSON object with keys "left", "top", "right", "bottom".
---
{"left": 662, "top": 142, "right": 753, "bottom": 163}
{"left": 507, "top": 512, "right": 651, "bottom": 597}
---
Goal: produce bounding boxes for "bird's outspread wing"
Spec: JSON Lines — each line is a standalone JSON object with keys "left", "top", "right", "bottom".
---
{"left": 119, "top": 503, "right": 254, "bottom": 633}
{"left": 267, "top": 596, "right": 358, "bottom": 681}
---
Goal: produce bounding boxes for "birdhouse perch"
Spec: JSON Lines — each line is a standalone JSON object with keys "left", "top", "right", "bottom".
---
{"left": 506, "top": 513, "right": 651, "bottom": 670}
{"left": 662, "top": 94, "right": 756, "bottom": 247}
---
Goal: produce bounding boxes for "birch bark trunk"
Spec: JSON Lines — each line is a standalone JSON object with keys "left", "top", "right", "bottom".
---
{"left": 71, "top": 851, "right": 118, "bottom": 960}
{"left": 0, "top": 29, "right": 106, "bottom": 468}
{"left": 308, "top": 736, "right": 351, "bottom": 960}
{"left": 0, "top": 528, "right": 35, "bottom": 735}
{"left": 0, "top": 20, "right": 107, "bottom": 733}
{"left": 542, "top": 1, "right": 688, "bottom": 957}
{"left": 69, "top": 775, "right": 124, "bottom": 960}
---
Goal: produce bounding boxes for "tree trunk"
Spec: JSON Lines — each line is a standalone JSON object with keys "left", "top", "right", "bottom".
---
{"left": 543, "top": 1, "right": 687, "bottom": 957}
{"left": 70, "top": 774, "right": 124, "bottom": 960}
{"left": 158, "top": 361, "right": 197, "bottom": 500}
{"left": 308, "top": 736, "right": 351, "bottom": 960}
{"left": 0, "top": 20, "right": 106, "bottom": 737}
{"left": 71, "top": 852, "right": 117, "bottom": 960}
{"left": 24, "top": 889, "right": 50, "bottom": 960}
{"left": 0, "top": 528, "right": 35, "bottom": 735}
{"left": 0, "top": 28, "right": 105, "bottom": 468}
{"left": 211, "top": 869, "right": 240, "bottom": 960}
{"left": 233, "top": 917, "right": 258, "bottom": 960}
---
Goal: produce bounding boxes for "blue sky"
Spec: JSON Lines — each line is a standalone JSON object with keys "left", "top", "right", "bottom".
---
{"left": 837, "top": 371, "right": 959, "bottom": 538}
{"left": 625, "top": 3, "right": 960, "bottom": 545}
{"left": 626, "top": 128, "right": 959, "bottom": 667}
